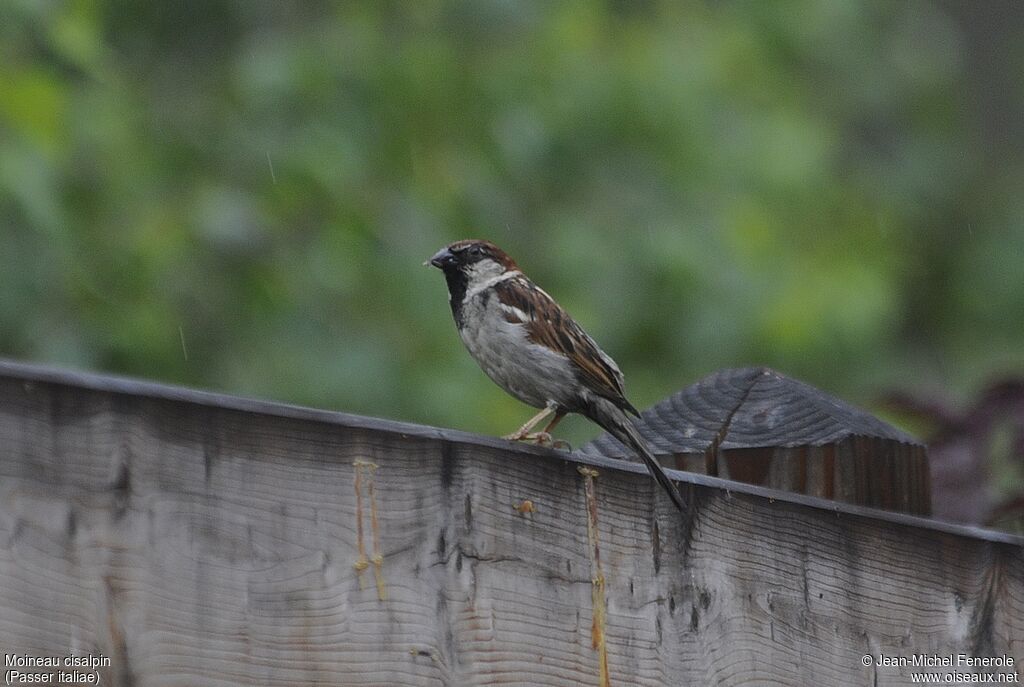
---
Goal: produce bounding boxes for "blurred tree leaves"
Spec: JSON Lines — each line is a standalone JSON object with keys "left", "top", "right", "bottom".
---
{"left": 1, "top": 0, "right": 1022, "bottom": 450}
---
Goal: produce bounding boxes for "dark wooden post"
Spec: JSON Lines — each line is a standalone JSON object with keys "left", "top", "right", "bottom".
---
{"left": 584, "top": 367, "right": 931, "bottom": 515}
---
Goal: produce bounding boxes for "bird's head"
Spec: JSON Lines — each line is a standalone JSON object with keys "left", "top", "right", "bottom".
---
{"left": 425, "top": 240, "right": 519, "bottom": 284}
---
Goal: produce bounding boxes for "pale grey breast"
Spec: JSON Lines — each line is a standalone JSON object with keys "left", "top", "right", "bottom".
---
{"left": 457, "top": 288, "right": 577, "bottom": 410}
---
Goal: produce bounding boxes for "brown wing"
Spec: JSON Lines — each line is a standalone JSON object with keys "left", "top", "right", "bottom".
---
{"left": 494, "top": 276, "right": 634, "bottom": 411}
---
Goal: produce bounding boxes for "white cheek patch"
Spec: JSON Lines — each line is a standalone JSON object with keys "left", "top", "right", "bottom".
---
{"left": 465, "top": 258, "right": 503, "bottom": 281}
{"left": 465, "top": 267, "right": 522, "bottom": 300}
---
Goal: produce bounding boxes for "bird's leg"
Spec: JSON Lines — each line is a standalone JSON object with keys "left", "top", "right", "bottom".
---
{"left": 503, "top": 405, "right": 555, "bottom": 442}
{"left": 541, "top": 412, "right": 566, "bottom": 434}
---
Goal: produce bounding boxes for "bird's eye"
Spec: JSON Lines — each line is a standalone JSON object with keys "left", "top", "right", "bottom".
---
{"left": 471, "top": 246, "right": 482, "bottom": 255}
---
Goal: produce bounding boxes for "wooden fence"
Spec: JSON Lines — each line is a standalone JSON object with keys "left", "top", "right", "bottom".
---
{"left": 0, "top": 360, "right": 1021, "bottom": 686}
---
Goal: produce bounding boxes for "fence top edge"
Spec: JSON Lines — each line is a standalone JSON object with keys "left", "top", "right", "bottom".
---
{"left": 2, "top": 357, "right": 1021, "bottom": 548}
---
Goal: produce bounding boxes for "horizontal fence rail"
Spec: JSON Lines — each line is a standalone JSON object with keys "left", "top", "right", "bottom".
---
{"left": 0, "top": 360, "right": 1021, "bottom": 686}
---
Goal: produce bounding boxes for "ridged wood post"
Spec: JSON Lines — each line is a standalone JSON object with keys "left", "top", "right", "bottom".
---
{"left": 585, "top": 367, "right": 931, "bottom": 515}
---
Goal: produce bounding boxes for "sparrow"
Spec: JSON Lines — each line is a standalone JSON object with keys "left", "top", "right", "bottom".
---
{"left": 426, "top": 239, "right": 686, "bottom": 512}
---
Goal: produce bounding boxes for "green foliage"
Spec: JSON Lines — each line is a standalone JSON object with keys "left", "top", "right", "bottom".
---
{"left": 1, "top": 1, "right": 1022, "bottom": 446}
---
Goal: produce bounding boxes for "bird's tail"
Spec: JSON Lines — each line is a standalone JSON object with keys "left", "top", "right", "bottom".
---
{"left": 599, "top": 409, "right": 687, "bottom": 512}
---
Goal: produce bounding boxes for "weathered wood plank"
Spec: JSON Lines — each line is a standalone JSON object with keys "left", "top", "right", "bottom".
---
{"left": 0, "top": 360, "right": 1021, "bottom": 686}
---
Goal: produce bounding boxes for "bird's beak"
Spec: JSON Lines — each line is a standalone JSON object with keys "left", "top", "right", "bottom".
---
{"left": 424, "top": 247, "right": 453, "bottom": 268}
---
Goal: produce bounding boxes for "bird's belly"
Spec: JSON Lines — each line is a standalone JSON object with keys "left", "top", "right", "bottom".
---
{"left": 458, "top": 299, "right": 576, "bottom": 409}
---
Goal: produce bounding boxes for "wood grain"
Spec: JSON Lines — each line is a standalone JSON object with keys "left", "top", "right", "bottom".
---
{"left": 0, "top": 360, "right": 1019, "bottom": 686}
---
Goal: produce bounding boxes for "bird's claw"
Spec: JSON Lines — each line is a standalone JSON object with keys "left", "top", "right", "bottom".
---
{"left": 502, "top": 431, "right": 544, "bottom": 444}
{"left": 510, "top": 432, "right": 572, "bottom": 452}
{"left": 532, "top": 431, "right": 556, "bottom": 446}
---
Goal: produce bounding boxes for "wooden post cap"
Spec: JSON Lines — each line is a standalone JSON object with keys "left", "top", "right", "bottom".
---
{"left": 583, "top": 367, "right": 931, "bottom": 515}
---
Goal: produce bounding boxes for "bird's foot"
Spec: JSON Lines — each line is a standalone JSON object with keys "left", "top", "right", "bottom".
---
{"left": 503, "top": 430, "right": 548, "bottom": 444}
{"left": 525, "top": 433, "right": 572, "bottom": 451}
{"left": 502, "top": 430, "right": 571, "bottom": 451}
{"left": 529, "top": 431, "right": 553, "bottom": 446}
